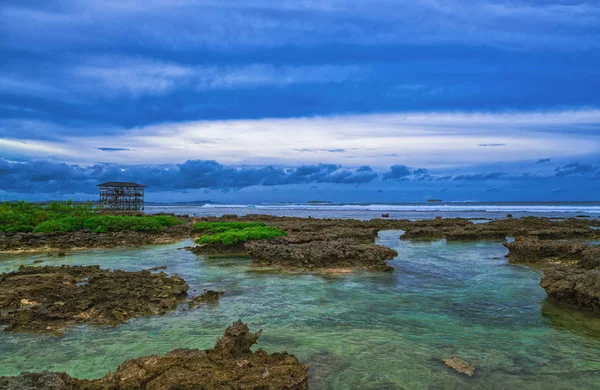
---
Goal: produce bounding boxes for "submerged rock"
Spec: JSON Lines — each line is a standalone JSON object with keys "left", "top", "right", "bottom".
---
{"left": 245, "top": 239, "right": 398, "bottom": 271}
{"left": 0, "top": 371, "right": 78, "bottom": 390}
{"left": 188, "top": 289, "right": 224, "bottom": 307}
{"left": 0, "top": 265, "right": 189, "bottom": 334}
{"left": 442, "top": 355, "right": 476, "bottom": 377}
{"left": 0, "top": 321, "right": 309, "bottom": 390}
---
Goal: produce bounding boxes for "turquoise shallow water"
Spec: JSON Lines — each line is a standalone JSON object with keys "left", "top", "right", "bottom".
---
{"left": 1, "top": 231, "right": 600, "bottom": 389}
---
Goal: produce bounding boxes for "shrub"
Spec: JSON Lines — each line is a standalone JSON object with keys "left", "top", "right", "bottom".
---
{"left": 0, "top": 201, "right": 183, "bottom": 233}
{"left": 0, "top": 200, "right": 96, "bottom": 233}
{"left": 33, "top": 217, "right": 85, "bottom": 233}
{"left": 0, "top": 223, "right": 34, "bottom": 233}
{"left": 195, "top": 226, "right": 286, "bottom": 245}
{"left": 193, "top": 221, "right": 266, "bottom": 233}
{"left": 45, "top": 200, "right": 95, "bottom": 219}
{"left": 82, "top": 215, "right": 183, "bottom": 233}
{"left": 151, "top": 215, "right": 185, "bottom": 227}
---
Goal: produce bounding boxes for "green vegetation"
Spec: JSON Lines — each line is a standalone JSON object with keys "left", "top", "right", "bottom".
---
{"left": 193, "top": 221, "right": 266, "bottom": 233}
{"left": 33, "top": 216, "right": 85, "bottom": 233}
{"left": 0, "top": 201, "right": 94, "bottom": 233}
{"left": 194, "top": 223, "right": 286, "bottom": 246}
{"left": 83, "top": 215, "right": 183, "bottom": 233}
{"left": 0, "top": 201, "right": 183, "bottom": 233}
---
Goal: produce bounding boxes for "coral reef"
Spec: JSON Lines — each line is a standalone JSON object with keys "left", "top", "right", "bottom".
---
{"left": 0, "top": 265, "right": 190, "bottom": 334}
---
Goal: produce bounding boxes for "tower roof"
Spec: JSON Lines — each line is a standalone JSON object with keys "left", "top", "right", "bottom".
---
{"left": 97, "top": 181, "right": 147, "bottom": 188}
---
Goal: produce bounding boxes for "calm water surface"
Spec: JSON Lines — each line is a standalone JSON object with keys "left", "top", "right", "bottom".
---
{"left": 1, "top": 232, "right": 600, "bottom": 389}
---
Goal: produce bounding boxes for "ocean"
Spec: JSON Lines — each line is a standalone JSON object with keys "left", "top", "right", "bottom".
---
{"left": 146, "top": 201, "right": 600, "bottom": 220}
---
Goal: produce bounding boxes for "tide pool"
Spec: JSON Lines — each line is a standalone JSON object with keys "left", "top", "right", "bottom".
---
{"left": 1, "top": 231, "right": 599, "bottom": 389}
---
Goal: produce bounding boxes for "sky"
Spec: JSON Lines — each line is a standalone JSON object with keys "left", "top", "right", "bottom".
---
{"left": 1, "top": 0, "right": 600, "bottom": 203}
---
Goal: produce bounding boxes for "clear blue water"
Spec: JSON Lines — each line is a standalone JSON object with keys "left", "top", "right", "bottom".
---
{"left": 1, "top": 231, "right": 600, "bottom": 389}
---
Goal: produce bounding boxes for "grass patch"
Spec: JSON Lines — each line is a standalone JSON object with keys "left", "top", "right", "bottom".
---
{"left": 193, "top": 221, "right": 266, "bottom": 233}
{"left": 83, "top": 215, "right": 183, "bottom": 233}
{"left": 196, "top": 226, "right": 286, "bottom": 245}
{"left": 194, "top": 222, "right": 286, "bottom": 246}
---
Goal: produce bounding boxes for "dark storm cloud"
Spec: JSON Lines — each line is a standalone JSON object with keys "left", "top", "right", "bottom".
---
{"left": 554, "top": 162, "right": 598, "bottom": 177}
{"left": 382, "top": 165, "right": 411, "bottom": 180}
{"left": 0, "top": 159, "right": 378, "bottom": 193}
{"left": 382, "top": 165, "right": 430, "bottom": 181}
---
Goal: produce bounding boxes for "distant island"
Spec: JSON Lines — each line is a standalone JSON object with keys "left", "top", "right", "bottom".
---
{"left": 306, "top": 200, "right": 333, "bottom": 204}
{"left": 426, "top": 199, "right": 443, "bottom": 203}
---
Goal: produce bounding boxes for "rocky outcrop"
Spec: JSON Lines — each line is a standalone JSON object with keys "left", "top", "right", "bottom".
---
{"left": 444, "top": 227, "right": 507, "bottom": 241}
{"left": 186, "top": 241, "right": 247, "bottom": 255}
{"left": 279, "top": 228, "right": 378, "bottom": 245}
{"left": 399, "top": 216, "right": 598, "bottom": 241}
{"left": 502, "top": 238, "right": 600, "bottom": 315}
{"left": 0, "top": 371, "right": 80, "bottom": 390}
{"left": 0, "top": 224, "right": 193, "bottom": 253}
{"left": 402, "top": 223, "right": 506, "bottom": 242}
{"left": 0, "top": 321, "right": 309, "bottom": 390}
{"left": 541, "top": 266, "right": 600, "bottom": 314}
{"left": 188, "top": 216, "right": 400, "bottom": 271}
{"left": 401, "top": 227, "right": 444, "bottom": 241}
{"left": 502, "top": 238, "right": 591, "bottom": 265}
{"left": 245, "top": 239, "right": 398, "bottom": 271}
{"left": 0, "top": 265, "right": 190, "bottom": 334}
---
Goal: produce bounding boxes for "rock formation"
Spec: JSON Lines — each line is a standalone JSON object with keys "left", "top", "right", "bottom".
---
{"left": 0, "top": 321, "right": 309, "bottom": 390}
{"left": 245, "top": 239, "right": 398, "bottom": 271}
{"left": 0, "top": 265, "right": 191, "bottom": 334}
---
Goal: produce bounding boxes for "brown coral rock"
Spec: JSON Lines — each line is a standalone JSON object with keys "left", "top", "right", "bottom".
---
{"left": 442, "top": 355, "right": 476, "bottom": 377}
{"left": 245, "top": 239, "right": 398, "bottom": 271}
{"left": 0, "top": 265, "right": 189, "bottom": 334}
{"left": 0, "top": 321, "right": 309, "bottom": 390}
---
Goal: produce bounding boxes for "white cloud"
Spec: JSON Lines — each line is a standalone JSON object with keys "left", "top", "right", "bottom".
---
{"left": 3, "top": 109, "right": 599, "bottom": 168}
{"left": 0, "top": 55, "right": 368, "bottom": 99}
{"left": 196, "top": 64, "right": 367, "bottom": 90}
{"left": 74, "top": 56, "right": 195, "bottom": 97}
{"left": 0, "top": 138, "right": 69, "bottom": 156}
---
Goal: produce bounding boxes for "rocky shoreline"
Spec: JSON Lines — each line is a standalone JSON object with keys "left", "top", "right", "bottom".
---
{"left": 401, "top": 216, "right": 600, "bottom": 242}
{"left": 0, "top": 223, "right": 194, "bottom": 254}
{"left": 503, "top": 238, "right": 600, "bottom": 314}
{"left": 4, "top": 214, "right": 597, "bottom": 254}
{"left": 0, "top": 321, "right": 308, "bottom": 390}
{"left": 0, "top": 265, "right": 219, "bottom": 334}
{"left": 2, "top": 214, "right": 599, "bottom": 315}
